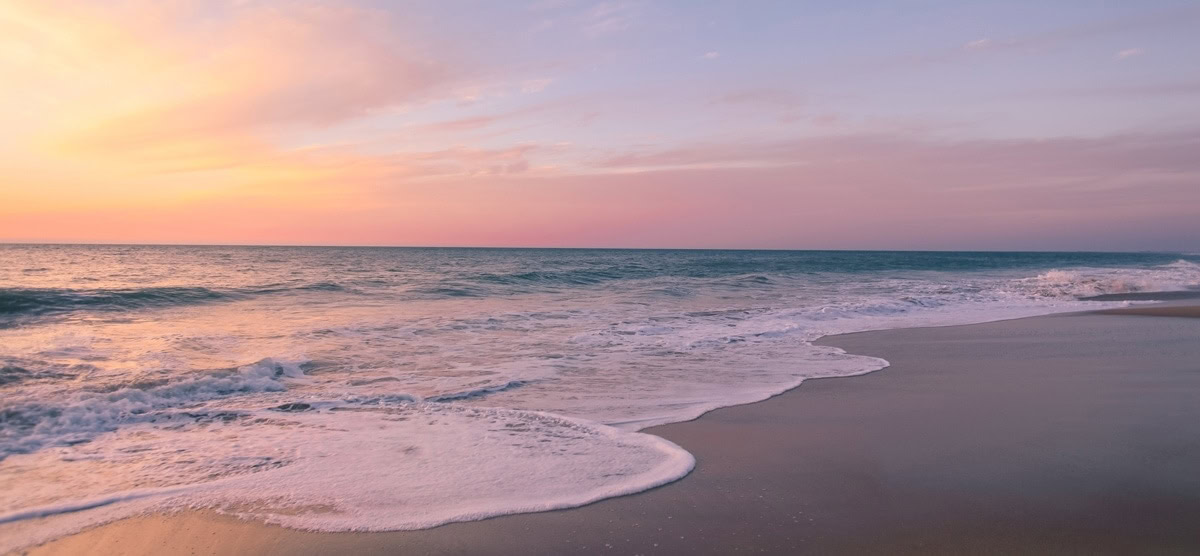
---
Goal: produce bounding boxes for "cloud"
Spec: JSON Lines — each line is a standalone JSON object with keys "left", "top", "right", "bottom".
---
{"left": 405, "top": 145, "right": 540, "bottom": 177}
{"left": 521, "top": 78, "right": 554, "bottom": 93}
{"left": 1115, "top": 47, "right": 1144, "bottom": 60}
{"left": 701, "top": 51, "right": 720, "bottom": 59}
{"left": 594, "top": 130, "right": 1200, "bottom": 181}
{"left": 1007, "top": 81, "right": 1200, "bottom": 100}
{"left": 711, "top": 89, "right": 804, "bottom": 123}
{"left": 5, "top": 1, "right": 466, "bottom": 169}
{"left": 417, "top": 115, "right": 500, "bottom": 133}
{"left": 582, "top": 1, "right": 638, "bottom": 37}
{"left": 713, "top": 89, "right": 803, "bottom": 108}
{"left": 875, "top": 6, "right": 1199, "bottom": 70}
{"left": 963, "top": 38, "right": 992, "bottom": 50}
{"left": 412, "top": 102, "right": 559, "bottom": 136}
{"left": 810, "top": 113, "right": 840, "bottom": 127}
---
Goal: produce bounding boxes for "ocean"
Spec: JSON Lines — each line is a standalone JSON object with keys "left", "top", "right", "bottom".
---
{"left": 2, "top": 245, "right": 1198, "bottom": 548}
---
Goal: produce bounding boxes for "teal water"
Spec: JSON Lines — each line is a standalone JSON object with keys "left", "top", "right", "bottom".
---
{"left": 2, "top": 247, "right": 1194, "bottom": 316}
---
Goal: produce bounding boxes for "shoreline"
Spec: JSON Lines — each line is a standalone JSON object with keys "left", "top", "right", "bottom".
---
{"left": 21, "top": 305, "right": 1200, "bottom": 554}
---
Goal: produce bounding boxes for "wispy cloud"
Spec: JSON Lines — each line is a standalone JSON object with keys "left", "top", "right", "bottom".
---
{"left": 416, "top": 115, "right": 500, "bottom": 133}
{"left": 883, "top": 5, "right": 1200, "bottom": 69}
{"left": 713, "top": 89, "right": 803, "bottom": 108}
{"left": 1115, "top": 47, "right": 1144, "bottom": 60}
{"left": 1006, "top": 80, "right": 1200, "bottom": 100}
{"left": 582, "top": 1, "right": 638, "bottom": 37}
{"left": 6, "top": 0, "right": 468, "bottom": 172}
{"left": 594, "top": 130, "right": 1200, "bottom": 182}
{"left": 711, "top": 88, "right": 805, "bottom": 123}
{"left": 521, "top": 78, "right": 554, "bottom": 93}
{"left": 701, "top": 51, "right": 720, "bottom": 60}
{"left": 413, "top": 103, "right": 557, "bottom": 135}
{"left": 963, "top": 38, "right": 992, "bottom": 50}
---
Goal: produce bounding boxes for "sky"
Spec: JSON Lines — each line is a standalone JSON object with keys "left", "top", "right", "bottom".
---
{"left": 1, "top": 0, "right": 1198, "bottom": 250}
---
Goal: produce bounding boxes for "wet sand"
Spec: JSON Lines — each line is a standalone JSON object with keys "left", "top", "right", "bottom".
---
{"left": 1083, "top": 290, "right": 1200, "bottom": 302}
{"left": 1095, "top": 305, "right": 1200, "bottom": 318}
{"left": 25, "top": 308, "right": 1200, "bottom": 555}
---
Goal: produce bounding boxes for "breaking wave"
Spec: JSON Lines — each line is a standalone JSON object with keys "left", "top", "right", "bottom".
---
{"left": 0, "top": 358, "right": 309, "bottom": 459}
{"left": 1021, "top": 259, "right": 1200, "bottom": 299}
{"left": 0, "top": 282, "right": 348, "bottom": 320}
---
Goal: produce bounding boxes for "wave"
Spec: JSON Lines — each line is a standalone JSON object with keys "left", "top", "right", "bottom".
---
{"left": 0, "top": 365, "right": 32, "bottom": 386}
{"left": 412, "top": 270, "right": 776, "bottom": 299}
{"left": 0, "top": 358, "right": 90, "bottom": 388}
{"left": 473, "top": 266, "right": 651, "bottom": 286}
{"left": 411, "top": 285, "right": 490, "bottom": 298}
{"left": 408, "top": 267, "right": 652, "bottom": 298}
{"left": 0, "top": 282, "right": 349, "bottom": 320}
{"left": 1019, "top": 259, "right": 1200, "bottom": 299}
{"left": 425, "top": 379, "right": 533, "bottom": 402}
{"left": 0, "top": 358, "right": 308, "bottom": 460}
{"left": 0, "top": 286, "right": 230, "bottom": 317}
{"left": 410, "top": 256, "right": 1200, "bottom": 300}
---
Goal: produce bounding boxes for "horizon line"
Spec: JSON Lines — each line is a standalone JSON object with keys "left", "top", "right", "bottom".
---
{"left": 0, "top": 241, "right": 1190, "bottom": 255}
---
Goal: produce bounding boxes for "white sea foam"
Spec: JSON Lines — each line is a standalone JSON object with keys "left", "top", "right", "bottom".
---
{"left": 0, "top": 404, "right": 693, "bottom": 553}
{"left": 1021, "top": 259, "right": 1200, "bottom": 298}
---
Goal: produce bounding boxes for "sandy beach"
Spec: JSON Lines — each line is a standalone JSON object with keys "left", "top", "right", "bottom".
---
{"left": 22, "top": 306, "right": 1200, "bottom": 555}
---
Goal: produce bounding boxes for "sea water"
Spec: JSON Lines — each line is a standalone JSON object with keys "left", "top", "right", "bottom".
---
{"left": 2, "top": 246, "right": 1198, "bottom": 549}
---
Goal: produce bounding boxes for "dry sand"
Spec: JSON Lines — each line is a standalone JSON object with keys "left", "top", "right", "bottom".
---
{"left": 24, "top": 308, "right": 1200, "bottom": 555}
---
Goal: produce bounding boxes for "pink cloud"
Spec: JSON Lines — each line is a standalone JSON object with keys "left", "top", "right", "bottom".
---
{"left": 713, "top": 89, "right": 804, "bottom": 108}
{"left": 583, "top": 2, "right": 639, "bottom": 37}
{"left": 521, "top": 78, "right": 554, "bottom": 93}
{"left": 963, "top": 38, "right": 993, "bottom": 50}
{"left": 47, "top": 1, "right": 467, "bottom": 162}
{"left": 1115, "top": 47, "right": 1144, "bottom": 60}
{"left": 875, "top": 5, "right": 1199, "bottom": 70}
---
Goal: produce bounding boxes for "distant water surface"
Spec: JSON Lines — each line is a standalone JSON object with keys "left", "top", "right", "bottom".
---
{"left": 2, "top": 246, "right": 1198, "bottom": 549}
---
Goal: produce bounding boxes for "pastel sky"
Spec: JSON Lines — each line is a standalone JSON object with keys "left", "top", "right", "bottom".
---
{"left": 2, "top": 0, "right": 1198, "bottom": 250}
